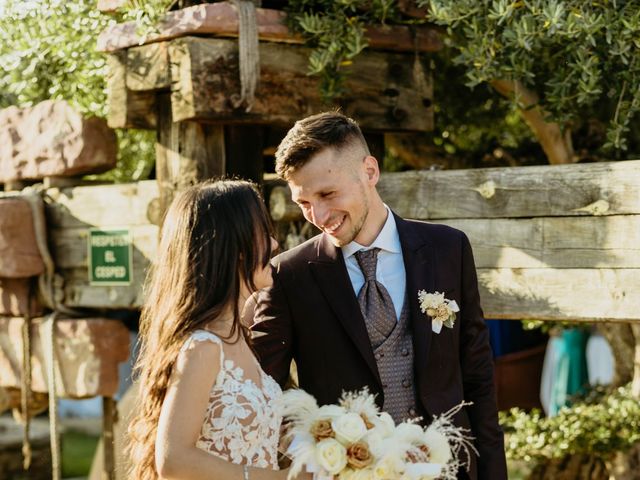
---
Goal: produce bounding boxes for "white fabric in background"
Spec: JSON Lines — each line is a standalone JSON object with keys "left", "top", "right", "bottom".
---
{"left": 586, "top": 333, "right": 614, "bottom": 386}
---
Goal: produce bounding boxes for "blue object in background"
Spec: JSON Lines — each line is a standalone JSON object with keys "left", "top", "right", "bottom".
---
{"left": 486, "top": 319, "right": 547, "bottom": 358}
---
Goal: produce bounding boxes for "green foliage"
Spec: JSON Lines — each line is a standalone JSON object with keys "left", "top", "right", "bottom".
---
{"left": 285, "top": 0, "right": 400, "bottom": 100}
{"left": 420, "top": 0, "right": 640, "bottom": 154}
{"left": 116, "top": 0, "right": 174, "bottom": 37}
{"left": 500, "top": 384, "right": 640, "bottom": 461}
{"left": 0, "top": 0, "right": 154, "bottom": 182}
{"left": 429, "top": 47, "right": 545, "bottom": 167}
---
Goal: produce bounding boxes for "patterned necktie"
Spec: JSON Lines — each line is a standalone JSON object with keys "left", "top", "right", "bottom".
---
{"left": 355, "top": 248, "right": 397, "bottom": 347}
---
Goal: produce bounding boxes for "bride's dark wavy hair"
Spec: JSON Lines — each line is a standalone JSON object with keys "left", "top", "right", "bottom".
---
{"left": 128, "top": 179, "right": 273, "bottom": 480}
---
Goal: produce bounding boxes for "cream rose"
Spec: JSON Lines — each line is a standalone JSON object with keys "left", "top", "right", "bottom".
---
{"left": 332, "top": 412, "right": 368, "bottom": 444}
{"left": 315, "top": 438, "right": 348, "bottom": 475}
{"left": 310, "top": 419, "right": 335, "bottom": 441}
{"left": 346, "top": 441, "right": 373, "bottom": 469}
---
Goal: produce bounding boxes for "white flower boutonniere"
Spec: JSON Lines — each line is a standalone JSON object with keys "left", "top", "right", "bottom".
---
{"left": 418, "top": 290, "right": 460, "bottom": 334}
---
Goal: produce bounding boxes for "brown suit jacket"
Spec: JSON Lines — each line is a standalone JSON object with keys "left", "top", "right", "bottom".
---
{"left": 252, "top": 214, "right": 507, "bottom": 480}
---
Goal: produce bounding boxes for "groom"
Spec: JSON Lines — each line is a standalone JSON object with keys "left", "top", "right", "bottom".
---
{"left": 251, "top": 112, "right": 507, "bottom": 479}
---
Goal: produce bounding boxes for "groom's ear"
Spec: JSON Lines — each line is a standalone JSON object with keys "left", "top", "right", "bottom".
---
{"left": 362, "top": 155, "right": 380, "bottom": 185}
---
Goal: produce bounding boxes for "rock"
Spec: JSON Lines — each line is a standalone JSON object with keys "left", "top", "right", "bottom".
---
{"left": 0, "top": 197, "right": 45, "bottom": 278}
{"left": 0, "top": 317, "right": 130, "bottom": 398}
{"left": 0, "top": 278, "right": 44, "bottom": 317}
{"left": 0, "top": 100, "right": 117, "bottom": 182}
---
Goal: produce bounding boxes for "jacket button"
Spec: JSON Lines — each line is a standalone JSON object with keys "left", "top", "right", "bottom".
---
{"left": 401, "top": 348, "right": 409, "bottom": 356}
{"left": 408, "top": 407, "right": 417, "bottom": 417}
{"left": 402, "top": 379, "right": 411, "bottom": 388}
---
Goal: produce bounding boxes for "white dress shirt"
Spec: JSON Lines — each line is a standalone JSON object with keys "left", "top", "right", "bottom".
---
{"left": 341, "top": 206, "right": 406, "bottom": 320}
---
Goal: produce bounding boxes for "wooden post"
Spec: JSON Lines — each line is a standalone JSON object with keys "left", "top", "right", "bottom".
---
{"left": 155, "top": 94, "right": 226, "bottom": 224}
{"left": 102, "top": 396, "right": 117, "bottom": 480}
{"left": 224, "top": 125, "right": 265, "bottom": 185}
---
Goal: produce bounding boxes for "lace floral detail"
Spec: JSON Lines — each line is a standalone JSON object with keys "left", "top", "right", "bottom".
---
{"left": 180, "top": 330, "right": 282, "bottom": 469}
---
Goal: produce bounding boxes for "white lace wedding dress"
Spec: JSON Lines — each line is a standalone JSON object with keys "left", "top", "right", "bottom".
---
{"left": 180, "top": 330, "right": 283, "bottom": 469}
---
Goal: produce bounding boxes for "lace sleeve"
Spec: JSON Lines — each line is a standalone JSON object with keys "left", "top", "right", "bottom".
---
{"left": 180, "top": 330, "right": 225, "bottom": 369}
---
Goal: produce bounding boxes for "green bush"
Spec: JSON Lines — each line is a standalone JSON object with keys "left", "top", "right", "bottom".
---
{"left": 500, "top": 384, "right": 640, "bottom": 462}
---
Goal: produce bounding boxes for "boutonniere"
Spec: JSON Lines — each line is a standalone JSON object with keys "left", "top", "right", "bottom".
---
{"left": 418, "top": 290, "right": 460, "bottom": 334}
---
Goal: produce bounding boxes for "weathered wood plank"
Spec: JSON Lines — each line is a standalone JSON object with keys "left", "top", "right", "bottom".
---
{"left": 478, "top": 268, "right": 640, "bottom": 322}
{"left": 155, "top": 94, "right": 227, "bottom": 224}
{"left": 59, "top": 268, "right": 145, "bottom": 308}
{"left": 49, "top": 225, "right": 157, "bottom": 270}
{"left": 169, "top": 37, "right": 433, "bottom": 131}
{"left": 45, "top": 181, "right": 159, "bottom": 308}
{"left": 125, "top": 42, "right": 171, "bottom": 91}
{"left": 96, "top": 2, "right": 442, "bottom": 54}
{"left": 442, "top": 216, "right": 640, "bottom": 268}
{"left": 106, "top": 52, "right": 157, "bottom": 129}
{"left": 270, "top": 160, "right": 640, "bottom": 220}
{"left": 45, "top": 181, "right": 159, "bottom": 229}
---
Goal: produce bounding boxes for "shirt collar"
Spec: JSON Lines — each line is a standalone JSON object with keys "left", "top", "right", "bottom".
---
{"left": 341, "top": 205, "right": 402, "bottom": 259}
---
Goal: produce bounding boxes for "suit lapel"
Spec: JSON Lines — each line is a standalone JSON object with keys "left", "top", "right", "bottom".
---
{"left": 308, "top": 234, "right": 382, "bottom": 386}
{"left": 395, "top": 214, "right": 435, "bottom": 399}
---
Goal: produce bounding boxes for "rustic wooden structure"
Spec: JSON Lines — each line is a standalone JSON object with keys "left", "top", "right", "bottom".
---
{"left": 100, "top": 0, "right": 440, "bottom": 204}
{"left": 47, "top": 160, "right": 640, "bottom": 323}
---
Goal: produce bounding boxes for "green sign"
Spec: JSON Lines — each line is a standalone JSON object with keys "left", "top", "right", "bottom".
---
{"left": 88, "top": 228, "right": 133, "bottom": 285}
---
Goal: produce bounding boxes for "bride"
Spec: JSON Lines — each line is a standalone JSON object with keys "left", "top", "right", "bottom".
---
{"left": 128, "top": 180, "right": 310, "bottom": 480}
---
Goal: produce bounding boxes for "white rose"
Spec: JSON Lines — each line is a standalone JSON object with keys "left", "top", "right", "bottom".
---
{"left": 422, "top": 427, "right": 452, "bottom": 465}
{"left": 332, "top": 412, "right": 368, "bottom": 444}
{"left": 316, "top": 438, "right": 348, "bottom": 475}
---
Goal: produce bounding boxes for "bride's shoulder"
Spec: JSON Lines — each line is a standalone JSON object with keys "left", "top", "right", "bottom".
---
{"left": 176, "top": 330, "right": 224, "bottom": 371}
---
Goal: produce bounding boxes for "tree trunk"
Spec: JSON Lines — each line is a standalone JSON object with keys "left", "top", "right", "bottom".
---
{"left": 490, "top": 79, "right": 575, "bottom": 165}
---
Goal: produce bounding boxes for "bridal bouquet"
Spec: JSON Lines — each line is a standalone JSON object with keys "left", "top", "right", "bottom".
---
{"left": 278, "top": 389, "right": 476, "bottom": 480}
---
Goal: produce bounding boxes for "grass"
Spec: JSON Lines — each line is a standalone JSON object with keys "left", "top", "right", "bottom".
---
{"left": 61, "top": 430, "right": 100, "bottom": 478}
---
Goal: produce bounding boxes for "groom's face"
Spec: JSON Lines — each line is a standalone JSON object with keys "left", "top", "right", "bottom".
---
{"left": 288, "top": 144, "right": 377, "bottom": 247}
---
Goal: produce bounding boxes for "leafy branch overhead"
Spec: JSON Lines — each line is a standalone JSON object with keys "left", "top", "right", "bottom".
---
{"left": 285, "top": 0, "right": 401, "bottom": 100}
{"left": 420, "top": 0, "right": 640, "bottom": 154}
{"left": 287, "top": 0, "right": 640, "bottom": 160}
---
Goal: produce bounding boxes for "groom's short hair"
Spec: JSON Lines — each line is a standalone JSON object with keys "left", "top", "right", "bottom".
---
{"left": 275, "top": 111, "right": 370, "bottom": 179}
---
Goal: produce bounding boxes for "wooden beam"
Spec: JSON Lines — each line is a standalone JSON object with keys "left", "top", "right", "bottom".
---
{"left": 478, "top": 268, "right": 640, "bottom": 323}
{"left": 106, "top": 52, "right": 157, "bottom": 129}
{"left": 441, "top": 216, "right": 640, "bottom": 269}
{"left": 270, "top": 160, "right": 640, "bottom": 220}
{"left": 168, "top": 37, "right": 433, "bottom": 131}
{"left": 155, "top": 94, "right": 226, "bottom": 223}
{"left": 45, "top": 181, "right": 159, "bottom": 229}
{"left": 96, "top": 2, "right": 442, "bottom": 53}
{"left": 125, "top": 42, "right": 171, "bottom": 91}
{"left": 45, "top": 181, "right": 159, "bottom": 308}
